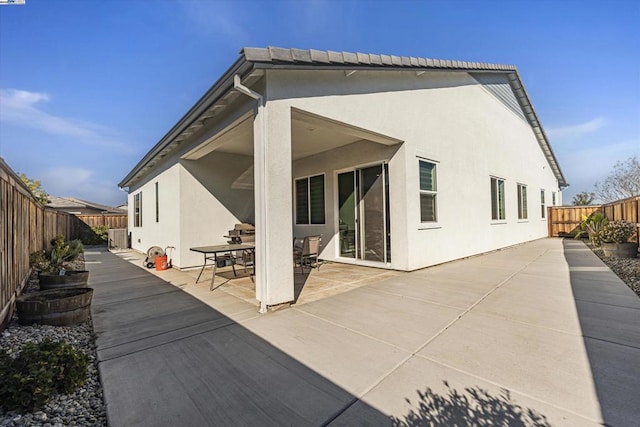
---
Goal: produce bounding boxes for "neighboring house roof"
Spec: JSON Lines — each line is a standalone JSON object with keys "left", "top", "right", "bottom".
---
{"left": 119, "top": 47, "right": 567, "bottom": 189}
{"left": 47, "top": 196, "right": 127, "bottom": 214}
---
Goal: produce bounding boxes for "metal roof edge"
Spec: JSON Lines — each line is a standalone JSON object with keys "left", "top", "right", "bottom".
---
{"left": 509, "top": 70, "right": 568, "bottom": 188}
{"left": 243, "top": 46, "right": 517, "bottom": 72}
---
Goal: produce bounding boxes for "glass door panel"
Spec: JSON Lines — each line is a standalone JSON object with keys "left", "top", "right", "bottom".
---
{"left": 360, "top": 165, "right": 385, "bottom": 262}
{"left": 338, "top": 164, "right": 390, "bottom": 263}
{"left": 338, "top": 171, "right": 356, "bottom": 258}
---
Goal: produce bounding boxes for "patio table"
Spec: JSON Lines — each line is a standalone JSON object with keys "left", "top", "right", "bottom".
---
{"left": 190, "top": 244, "right": 255, "bottom": 290}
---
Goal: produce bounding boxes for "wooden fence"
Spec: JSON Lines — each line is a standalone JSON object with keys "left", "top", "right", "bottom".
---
{"left": 548, "top": 196, "right": 640, "bottom": 241}
{"left": 0, "top": 158, "right": 88, "bottom": 331}
{"left": 76, "top": 214, "right": 128, "bottom": 229}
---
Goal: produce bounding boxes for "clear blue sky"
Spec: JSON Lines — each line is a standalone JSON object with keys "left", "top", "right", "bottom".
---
{"left": 1, "top": 0, "right": 638, "bottom": 206}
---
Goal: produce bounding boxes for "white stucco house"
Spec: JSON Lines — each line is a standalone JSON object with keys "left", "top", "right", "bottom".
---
{"left": 119, "top": 47, "right": 567, "bottom": 311}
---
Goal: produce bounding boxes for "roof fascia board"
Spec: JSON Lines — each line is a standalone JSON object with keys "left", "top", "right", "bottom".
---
{"left": 119, "top": 57, "right": 254, "bottom": 188}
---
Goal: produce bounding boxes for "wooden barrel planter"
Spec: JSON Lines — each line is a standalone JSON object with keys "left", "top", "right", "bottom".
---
{"left": 39, "top": 270, "right": 90, "bottom": 290}
{"left": 16, "top": 288, "right": 94, "bottom": 326}
{"left": 601, "top": 242, "right": 639, "bottom": 258}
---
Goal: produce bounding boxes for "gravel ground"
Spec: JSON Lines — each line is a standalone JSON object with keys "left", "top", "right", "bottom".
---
{"left": 589, "top": 243, "right": 640, "bottom": 298}
{"left": 0, "top": 262, "right": 107, "bottom": 426}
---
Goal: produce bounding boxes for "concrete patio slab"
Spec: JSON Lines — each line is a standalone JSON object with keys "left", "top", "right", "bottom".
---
{"left": 472, "top": 279, "right": 583, "bottom": 334}
{"left": 567, "top": 273, "right": 640, "bottom": 309}
{"left": 417, "top": 312, "right": 602, "bottom": 420}
{"left": 573, "top": 299, "right": 640, "bottom": 347}
{"left": 578, "top": 336, "right": 640, "bottom": 427}
{"left": 88, "top": 238, "right": 640, "bottom": 426}
{"left": 296, "top": 286, "right": 464, "bottom": 351}
{"left": 241, "top": 308, "right": 408, "bottom": 395}
{"left": 367, "top": 273, "right": 498, "bottom": 309}
{"left": 100, "top": 324, "right": 383, "bottom": 426}
{"left": 333, "top": 355, "right": 601, "bottom": 427}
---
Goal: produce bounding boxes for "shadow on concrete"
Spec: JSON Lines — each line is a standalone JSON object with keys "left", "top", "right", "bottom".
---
{"left": 562, "top": 239, "right": 640, "bottom": 426}
{"left": 293, "top": 267, "right": 313, "bottom": 304}
{"left": 391, "top": 381, "right": 551, "bottom": 427}
{"left": 86, "top": 248, "right": 389, "bottom": 426}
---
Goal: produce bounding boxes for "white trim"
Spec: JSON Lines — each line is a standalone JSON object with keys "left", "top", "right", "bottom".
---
{"left": 418, "top": 224, "right": 442, "bottom": 230}
{"left": 418, "top": 158, "right": 438, "bottom": 224}
{"left": 490, "top": 176, "right": 506, "bottom": 221}
{"left": 334, "top": 256, "right": 393, "bottom": 270}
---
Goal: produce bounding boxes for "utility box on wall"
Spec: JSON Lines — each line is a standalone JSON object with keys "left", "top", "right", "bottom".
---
{"left": 108, "top": 229, "right": 129, "bottom": 249}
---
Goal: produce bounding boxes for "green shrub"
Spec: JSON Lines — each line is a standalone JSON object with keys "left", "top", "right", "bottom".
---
{"left": 79, "top": 225, "right": 109, "bottom": 245}
{"left": 29, "top": 235, "right": 84, "bottom": 274}
{"left": 575, "top": 212, "right": 608, "bottom": 246}
{"left": 0, "top": 339, "right": 90, "bottom": 412}
{"left": 597, "top": 220, "right": 637, "bottom": 244}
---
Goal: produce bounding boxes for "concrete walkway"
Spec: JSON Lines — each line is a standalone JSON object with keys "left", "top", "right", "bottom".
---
{"left": 86, "top": 239, "right": 640, "bottom": 426}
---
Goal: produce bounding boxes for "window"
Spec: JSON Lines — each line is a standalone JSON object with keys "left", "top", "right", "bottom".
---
{"left": 419, "top": 160, "right": 437, "bottom": 222}
{"left": 134, "top": 192, "right": 142, "bottom": 227}
{"left": 295, "top": 174, "right": 325, "bottom": 224}
{"left": 552, "top": 192, "right": 557, "bottom": 206}
{"left": 540, "top": 190, "right": 546, "bottom": 219}
{"left": 155, "top": 182, "right": 159, "bottom": 223}
{"left": 490, "top": 177, "right": 505, "bottom": 220}
{"left": 517, "top": 184, "right": 528, "bottom": 220}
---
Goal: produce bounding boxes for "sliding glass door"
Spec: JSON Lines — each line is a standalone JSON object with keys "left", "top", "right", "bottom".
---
{"left": 338, "top": 164, "right": 390, "bottom": 263}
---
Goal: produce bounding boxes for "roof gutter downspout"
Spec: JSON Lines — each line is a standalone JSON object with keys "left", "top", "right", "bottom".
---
{"left": 234, "top": 75, "right": 268, "bottom": 314}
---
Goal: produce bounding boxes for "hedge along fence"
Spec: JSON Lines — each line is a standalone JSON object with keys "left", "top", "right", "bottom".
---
{"left": 0, "top": 158, "right": 87, "bottom": 332}
{"left": 548, "top": 195, "right": 640, "bottom": 243}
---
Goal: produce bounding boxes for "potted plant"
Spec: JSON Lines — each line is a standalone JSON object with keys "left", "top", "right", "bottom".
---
{"left": 30, "top": 235, "right": 89, "bottom": 289}
{"left": 597, "top": 220, "right": 638, "bottom": 258}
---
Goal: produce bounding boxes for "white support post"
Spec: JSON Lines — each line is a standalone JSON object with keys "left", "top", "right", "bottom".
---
{"left": 253, "top": 101, "right": 294, "bottom": 312}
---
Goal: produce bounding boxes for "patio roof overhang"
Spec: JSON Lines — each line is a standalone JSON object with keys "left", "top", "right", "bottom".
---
{"left": 181, "top": 107, "right": 403, "bottom": 163}
{"left": 120, "top": 47, "right": 567, "bottom": 190}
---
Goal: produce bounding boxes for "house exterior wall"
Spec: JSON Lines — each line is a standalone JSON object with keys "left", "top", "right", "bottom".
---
{"left": 178, "top": 152, "right": 255, "bottom": 268}
{"left": 269, "top": 69, "right": 561, "bottom": 271}
{"left": 126, "top": 67, "right": 562, "bottom": 282}
{"left": 127, "top": 153, "right": 255, "bottom": 269}
{"left": 127, "top": 164, "right": 181, "bottom": 265}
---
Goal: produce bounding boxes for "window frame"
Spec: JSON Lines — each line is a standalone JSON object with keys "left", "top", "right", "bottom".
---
{"left": 418, "top": 159, "right": 438, "bottom": 223}
{"left": 134, "top": 192, "right": 142, "bottom": 227}
{"left": 517, "top": 183, "right": 528, "bottom": 220}
{"left": 490, "top": 177, "right": 506, "bottom": 221}
{"left": 294, "top": 173, "right": 326, "bottom": 225}
{"left": 540, "top": 189, "right": 546, "bottom": 219}
{"left": 155, "top": 182, "right": 159, "bottom": 223}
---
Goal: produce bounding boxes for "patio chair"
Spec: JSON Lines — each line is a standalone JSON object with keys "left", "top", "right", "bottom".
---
{"left": 293, "top": 235, "right": 321, "bottom": 273}
{"left": 235, "top": 234, "right": 255, "bottom": 274}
